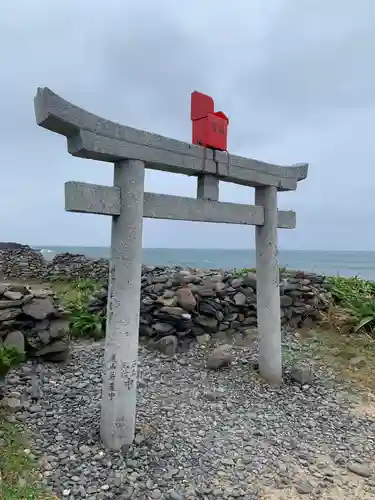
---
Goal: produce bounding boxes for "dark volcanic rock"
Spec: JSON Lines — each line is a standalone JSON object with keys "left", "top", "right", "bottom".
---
{"left": 0, "top": 242, "right": 24, "bottom": 249}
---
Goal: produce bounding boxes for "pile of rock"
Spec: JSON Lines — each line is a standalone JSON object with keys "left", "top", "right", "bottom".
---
{"left": 0, "top": 241, "right": 25, "bottom": 249}
{"left": 0, "top": 283, "right": 70, "bottom": 362}
{"left": 45, "top": 253, "right": 109, "bottom": 281}
{"left": 0, "top": 245, "right": 46, "bottom": 281}
{"left": 88, "top": 266, "right": 331, "bottom": 352}
{"left": 0, "top": 246, "right": 110, "bottom": 281}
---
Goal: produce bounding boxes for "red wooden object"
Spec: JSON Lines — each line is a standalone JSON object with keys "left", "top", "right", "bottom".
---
{"left": 191, "top": 91, "right": 229, "bottom": 151}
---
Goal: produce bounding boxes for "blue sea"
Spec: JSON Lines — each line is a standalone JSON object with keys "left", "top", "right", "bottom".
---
{"left": 36, "top": 247, "right": 375, "bottom": 280}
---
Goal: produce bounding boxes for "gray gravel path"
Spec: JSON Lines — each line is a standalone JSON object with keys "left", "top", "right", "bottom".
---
{"left": 3, "top": 339, "right": 375, "bottom": 500}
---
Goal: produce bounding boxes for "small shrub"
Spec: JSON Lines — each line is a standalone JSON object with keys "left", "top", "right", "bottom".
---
{"left": 70, "top": 310, "right": 104, "bottom": 339}
{"left": 0, "top": 346, "right": 25, "bottom": 377}
{"left": 73, "top": 278, "right": 99, "bottom": 294}
{"left": 57, "top": 279, "right": 104, "bottom": 339}
{"left": 327, "top": 275, "right": 375, "bottom": 337}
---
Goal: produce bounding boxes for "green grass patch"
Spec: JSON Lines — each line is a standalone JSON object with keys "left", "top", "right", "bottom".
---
{"left": 0, "top": 408, "right": 55, "bottom": 500}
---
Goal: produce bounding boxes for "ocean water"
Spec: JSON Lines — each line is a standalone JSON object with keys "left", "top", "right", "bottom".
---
{"left": 36, "top": 247, "right": 375, "bottom": 280}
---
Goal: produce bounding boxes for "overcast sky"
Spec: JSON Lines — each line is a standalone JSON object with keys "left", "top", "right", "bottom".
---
{"left": 0, "top": 0, "right": 374, "bottom": 250}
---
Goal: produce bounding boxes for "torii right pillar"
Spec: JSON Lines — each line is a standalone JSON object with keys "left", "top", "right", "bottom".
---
{"left": 255, "top": 185, "right": 282, "bottom": 385}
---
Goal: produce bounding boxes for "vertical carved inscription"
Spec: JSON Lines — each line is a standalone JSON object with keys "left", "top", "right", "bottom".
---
{"left": 107, "top": 352, "right": 117, "bottom": 401}
{"left": 120, "top": 360, "right": 137, "bottom": 391}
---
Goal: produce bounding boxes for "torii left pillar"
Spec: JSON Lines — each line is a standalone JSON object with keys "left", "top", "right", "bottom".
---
{"left": 100, "top": 159, "right": 145, "bottom": 451}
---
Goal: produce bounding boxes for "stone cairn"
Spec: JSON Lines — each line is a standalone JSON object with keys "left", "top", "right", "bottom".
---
{"left": 0, "top": 244, "right": 47, "bottom": 281}
{"left": 0, "top": 282, "right": 70, "bottom": 363}
{"left": 0, "top": 245, "right": 109, "bottom": 282}
{"left": 88, "top": 265, "right": 331, "bottom": 354}
{"left": 45, "top": 252, "right": 109, "bottom": 281}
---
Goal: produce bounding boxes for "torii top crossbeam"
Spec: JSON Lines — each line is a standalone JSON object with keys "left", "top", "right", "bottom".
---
{"left": 35, "top": 88, "right": 307, "bottom": 192}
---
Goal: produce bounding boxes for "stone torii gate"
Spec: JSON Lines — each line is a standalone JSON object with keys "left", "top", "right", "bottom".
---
{"left": 34, "top": 88, "right": 308, "bottom": 451}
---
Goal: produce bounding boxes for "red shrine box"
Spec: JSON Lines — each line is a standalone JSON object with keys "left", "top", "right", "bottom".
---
{"left": 191, "top": 91, "right": 229, "bottom": 151}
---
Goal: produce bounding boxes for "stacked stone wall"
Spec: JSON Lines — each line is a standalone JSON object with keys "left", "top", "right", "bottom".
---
{"left": 0, "top": 246, "right": 332, "bottom": 356}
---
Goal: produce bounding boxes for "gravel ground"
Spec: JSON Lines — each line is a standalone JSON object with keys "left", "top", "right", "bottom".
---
{"left": 2, "top": 336, "right": 375, "bottom": 500}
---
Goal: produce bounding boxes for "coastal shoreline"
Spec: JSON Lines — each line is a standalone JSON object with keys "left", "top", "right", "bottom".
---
{"left": 32, "top": 245, "right": 375, "bottom": 280}
{"left": 2, "top": 243, "right": 375, "bottom": 280}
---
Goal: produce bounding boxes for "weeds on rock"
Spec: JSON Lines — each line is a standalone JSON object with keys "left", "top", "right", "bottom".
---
{"left": 232, "top": 267, "right": 256, "bottom": 276}
{"left": 232, "top": 266, "right": 289, "bottom": 277}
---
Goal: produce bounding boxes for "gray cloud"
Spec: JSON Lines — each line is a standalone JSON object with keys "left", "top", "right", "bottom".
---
{"left": 0, "top": 0, "right": 374, "bottom": 250}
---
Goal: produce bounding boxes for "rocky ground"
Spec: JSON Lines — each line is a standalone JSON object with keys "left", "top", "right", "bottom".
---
{"left": 2, "top": 333, "right": 375, "bottom": 500}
